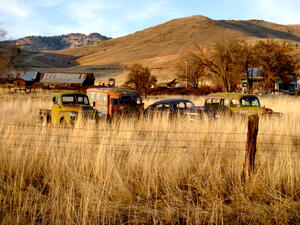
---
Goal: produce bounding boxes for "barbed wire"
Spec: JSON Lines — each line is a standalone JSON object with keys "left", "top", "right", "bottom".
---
{"left": 1, "top": 122, "right": 300, "bottom": 155}
{"left": 0, "top": 136, "right": 299, "bottom": 153}
{"left": 1, "top": 143, "right": 299, "bottom": 158}
{"left": 0, "top": 132, "right": 248, "bottom": 144}
{"left": 1, "top": 122, "right": 300, "bottom": 139}
{"left": 0, "top": 143, "right": 247, "bottom": 156}
{"left": 1, "top": 132, "right": 299, "bottom": 149}
{"left": 0, "top": 122, "right": 247, "bottom": 135}
{"left": 0, "top": 136, "right": 245, "bottom": 150}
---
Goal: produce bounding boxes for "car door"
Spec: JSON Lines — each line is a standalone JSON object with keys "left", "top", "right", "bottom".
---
{"left": 51, "top": 96, "right": 62, "bottom": 124}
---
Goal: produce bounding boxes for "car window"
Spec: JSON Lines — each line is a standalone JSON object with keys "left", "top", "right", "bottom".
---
{"left": 206, "top": 98, "right": 212, "bottom": 104}
{"left": 186, "top": 101, "right": 194, "bottom": 109}
{"left": 172, "top": 102, "right": 185, "bottom": 112}
{"left": 62, "top": 95, "right": 75, "bottom": 104}
{"left": 111, "top": 98, "right": 119, "bottom": 105}
{"left": 156, "top": 104, "right": 163, "bottom": 111}
{"left": 77, "top": 95, "right": 89, "bottom": 105}
{"left": 240, "top": 97, "right": 260, "bottom": 107}
{"left": 120, "top": 96, "right": 136, "bottom": 105}
{"left": 212, "top": 98, "right": 220, "bottom": 105}
{"left": 54, "top": 97, "right": 61, "bottom": 104}
{"left": 162, "top": 104, "right": 170, "bottom": 111}
{"left": 178, "top": 102, "right": 185, "bottom": 109}
{"left": 224, "top": 99, "right": 230, "bottom": 106}
{"left": 230, "top": 99, "right": 239, "bottom": 107}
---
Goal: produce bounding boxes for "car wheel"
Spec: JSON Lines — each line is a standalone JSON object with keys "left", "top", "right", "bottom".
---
{"left": 60, "top": 117, "right": 67, "bottom": 126}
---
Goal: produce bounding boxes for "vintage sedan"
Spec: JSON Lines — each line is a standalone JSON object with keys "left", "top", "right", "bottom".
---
{"left": 145, "top": 98, "right": 210, "bottom": 119}
{"left": 204, "top": 93, "right": 283, "bottom": 117}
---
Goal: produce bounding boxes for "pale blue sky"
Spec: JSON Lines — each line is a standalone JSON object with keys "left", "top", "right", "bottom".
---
{"left": 0, "top": 0, "right": 299, "bottom": 40}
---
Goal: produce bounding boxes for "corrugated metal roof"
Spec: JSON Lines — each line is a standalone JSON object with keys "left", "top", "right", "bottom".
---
{"left": 20, "top": 71, "right": 38, "bottom": 81}
{"left": 87, "top": 88, "right": 139, "bottom": 96}
{"left": 0, "top": 71, "right": 38, "bottom": 81}
{"left": 40, "top": 73, "right": 88, "bottom": 84}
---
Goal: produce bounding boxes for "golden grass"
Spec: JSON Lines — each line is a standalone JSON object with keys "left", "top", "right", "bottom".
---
{"left": 0, "top": 91, "right": 299, "bottom": 224}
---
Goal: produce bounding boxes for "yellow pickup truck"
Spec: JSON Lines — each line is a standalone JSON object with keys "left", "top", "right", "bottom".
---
{"left": 39, "top": 91, "right": 99, "bottom": 125}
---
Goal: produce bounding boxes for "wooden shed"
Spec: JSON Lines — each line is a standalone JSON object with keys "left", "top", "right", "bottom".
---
{"left": 13, "top": 71, "right": 41, "bottom": 88}
{"left": 39, "top": 72, "right": 95, "bottom": 89}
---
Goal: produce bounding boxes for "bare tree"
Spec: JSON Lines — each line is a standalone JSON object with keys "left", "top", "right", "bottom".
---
{"left": 254, "top": 39, "right": 298, "bottom": 92}
{"left": 177, "top": 54, "right": 205, "bottom": 88}
{"left": 187, "top": 40, "right": 243, "bottom": 92}
{"left": 178, "top": 39, "right": 298, "bottom": 93}
{"left": 0, "top": 28, "right": 21, "bottom": 74}
{"left": 124, "top": 63, "right": 157, "bottom": 96}
{"left": 234, "top": 41, "right": 258, "bottom": 93}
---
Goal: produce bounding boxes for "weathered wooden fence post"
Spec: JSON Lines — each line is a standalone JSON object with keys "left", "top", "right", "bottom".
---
{"left": 242, "top": 114, "right": 259, "bottom": 182}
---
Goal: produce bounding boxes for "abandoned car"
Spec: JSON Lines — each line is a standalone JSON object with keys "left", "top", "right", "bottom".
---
{"left": 40, "top": 91, "right": 99, "bottom": 125}
{"left": 204, "top": 93, "right": 283, "bottom": 117}
{"left": 145, "top": 98, "right": 210, "bottom": 118}
{"left": 86, "top": 88, "right": 144, "bottom": 119}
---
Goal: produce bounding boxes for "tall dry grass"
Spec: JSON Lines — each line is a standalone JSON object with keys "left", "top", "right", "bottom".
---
{"left": 0, "top": 91, "right": 299, "bottom": 224}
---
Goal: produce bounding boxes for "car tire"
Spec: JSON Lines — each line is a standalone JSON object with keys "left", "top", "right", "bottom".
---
{"left": 60, "top": 117, "right": 67, "bottom": 126}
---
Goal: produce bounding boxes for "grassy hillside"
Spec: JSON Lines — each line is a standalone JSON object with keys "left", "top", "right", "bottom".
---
{"left": 59, "top": 16, "right": 300, "bottom": 82}
{"left": 14, "top": 15, "right": 300, "bottom": 84}
{"left": 60, "top": 16, "right": 300, "bottom": 63}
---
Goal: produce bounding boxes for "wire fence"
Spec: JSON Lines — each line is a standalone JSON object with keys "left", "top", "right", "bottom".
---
{"left": 0, "top": 122, "right": 299, "bottom": 157}
{"left": 1, "top": 121, "right": 300, "bottom": 138}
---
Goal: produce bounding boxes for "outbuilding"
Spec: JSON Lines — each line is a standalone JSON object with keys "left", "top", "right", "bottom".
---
{"left": 13, "top": 71, "right": 41, "bottom": 88}
{"left": 39, "top": 72, "right": 95, "bottom": 88}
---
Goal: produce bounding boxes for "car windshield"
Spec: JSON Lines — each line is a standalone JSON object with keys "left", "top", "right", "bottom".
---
{"left": 119, "top": 95, "right": 142, "bottom": 105}
{"left": 240, "top": 97, "right": 260, "bottom": 107}
{"left": 62, "top": 94, "right": 89, "bottom": 105}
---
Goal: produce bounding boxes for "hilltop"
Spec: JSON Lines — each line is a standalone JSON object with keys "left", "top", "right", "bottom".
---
{"left": 14, "top": 33, "right": 110, "bottom": 51}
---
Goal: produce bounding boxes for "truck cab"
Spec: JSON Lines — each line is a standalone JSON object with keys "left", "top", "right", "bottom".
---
{"left": 86, "top": 88, "right": 144, "bottom": 119}
{"left": 40, "top": 91, "right": 98, "bottom": 125}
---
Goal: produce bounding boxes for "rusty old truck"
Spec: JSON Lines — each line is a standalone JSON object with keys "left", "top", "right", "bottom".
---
{"left": 39, "top": 91, "right": 99, "bottom": 125}
{"left": 86, "top": 88, "right": 144, "bottom": 119}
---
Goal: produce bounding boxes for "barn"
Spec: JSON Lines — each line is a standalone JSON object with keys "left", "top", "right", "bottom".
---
{"left": 13, "top": 71, "right": 41, "bottom": 88}
{"left": 39, "top": 72, "right": 95, "bottom": 88}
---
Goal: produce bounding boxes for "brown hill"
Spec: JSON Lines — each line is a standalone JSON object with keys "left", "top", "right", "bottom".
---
{"left": 24, "top": 16, "right": 300, "bottom": 84}
{"left": 13, "top": 33, "right": 110, "bottom": 51}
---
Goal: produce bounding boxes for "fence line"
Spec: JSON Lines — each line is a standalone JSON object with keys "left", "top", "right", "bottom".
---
{"left": 0, "top": 122, "right": 299, "bottom": 138}
{"left": 1, "top": 143, "right": 247, "bottom": 156}
{"left": 1, "top": 143, "right": 299, "bottom": 159}
{"left": 0, "top": 132, "right": 248, "bottom": 144}
{"left": 0, "top": 136, "right": 299, "bottom": 153}
{"left": 0, "top": 132, "right": 299, "bottom": 148}
{"left": 0, "top": 122, "right": 247, "bottom": 135}
{"left": 1, "top": 122, "right": 300, "bottom": 158}
{"left": 0, "top": 136, "right": 246, "bottom": 150}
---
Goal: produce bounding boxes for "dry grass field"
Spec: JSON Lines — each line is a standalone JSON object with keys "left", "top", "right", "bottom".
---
{"left": 0, "top": 90, "right": 299, "bottom": 224}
